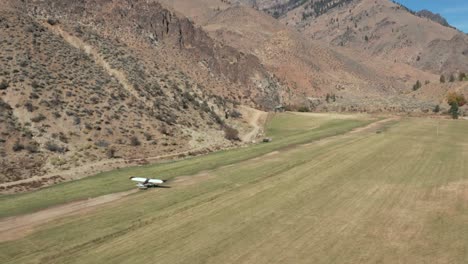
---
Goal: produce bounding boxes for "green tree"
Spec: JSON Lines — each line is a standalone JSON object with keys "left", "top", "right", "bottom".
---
{"left": 449, "top": 102, "right": 459, "bottom": 119}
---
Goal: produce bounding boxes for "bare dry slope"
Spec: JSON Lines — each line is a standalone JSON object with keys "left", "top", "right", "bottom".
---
{"left": 163, "top": 1, "right": 441, "bottom": 112}
{"left": 0, "top": 0, "right": 277, "bottom": 191}
{"left": 280, "top": 0, "right": 468, "bottom": 74}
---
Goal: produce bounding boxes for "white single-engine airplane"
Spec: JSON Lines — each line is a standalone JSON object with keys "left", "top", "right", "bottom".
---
{"left": 130, "top": 177, "right": 166, "bottom": 189}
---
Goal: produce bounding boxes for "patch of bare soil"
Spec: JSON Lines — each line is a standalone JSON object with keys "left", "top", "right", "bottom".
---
{"left": 170, "top": 172, "right": 215, "bottom": 187}
{"left": 0, "top": 189, "right": 138, "bottom": 242}
{"left": 239, "top": 106, "right": 268, "bottom": 143}
{"left": 300, "top": 117, "right": 398, "bottom": 148}
{"left": 439, "top": 180, "right": 468, "bottom": 202}
{"left": 350, "top": 117, "right": 400, "bottom": 134}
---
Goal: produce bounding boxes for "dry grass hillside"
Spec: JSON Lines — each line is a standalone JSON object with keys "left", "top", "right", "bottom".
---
{"left": 0, "top": 0, "right": 277, "bottom": 192}
{"left": 159, "top": 0, "right": 443, "bottom": 112}
{"left": 279, "top": 0, "right": 468, "bottom": 75}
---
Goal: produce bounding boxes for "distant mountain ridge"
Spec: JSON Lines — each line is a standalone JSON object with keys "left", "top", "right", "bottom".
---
{"left": 416, "top": 9, "right": 451, "bottom": 28}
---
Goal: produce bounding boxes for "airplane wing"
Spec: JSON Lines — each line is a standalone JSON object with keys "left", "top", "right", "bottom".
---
{"left": 130, "top": 177, "right": 148, "bottom": 183}
{"left": 130, "top": 177, "right": 165, "bottom": 188}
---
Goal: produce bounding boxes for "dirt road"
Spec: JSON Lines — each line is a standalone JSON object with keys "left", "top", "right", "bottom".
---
{"left": 0, "top": 189, "right": 138, "bottom": 242}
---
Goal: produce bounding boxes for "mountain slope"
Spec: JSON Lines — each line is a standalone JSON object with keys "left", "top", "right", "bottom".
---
{"left": 160, "top": 0, "right": 439, "bottom": 111}
{"left": 0, "top": 0, "right": 281, "bottom": 191}
{"left": 416, "top": 10, "right": 451, "bottom": 28}
{"left": 278, "top": 0, "right": 468, "bottom": 74}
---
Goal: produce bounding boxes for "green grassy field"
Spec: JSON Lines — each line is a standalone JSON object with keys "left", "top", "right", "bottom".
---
{"left": 0, "top": 113, "right": 372, "bottom": 218}
{"left": 1, "top": 114, "right": 467, "bottom": 264}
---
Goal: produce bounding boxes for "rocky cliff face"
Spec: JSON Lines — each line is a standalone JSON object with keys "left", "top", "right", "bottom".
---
{"left": 24, "top": 0, "right": 282, "bottom": 110}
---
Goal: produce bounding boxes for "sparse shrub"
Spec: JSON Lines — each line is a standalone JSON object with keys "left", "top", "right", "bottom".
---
{"left": 440, "top": 75, "right": 445, "bottom": 83}
{"left": 73, "top": 116, "right": 81, "bottom": 125}
{"left": 412, "top": 80, "right": 422, "bottom": 91}
{"left": 106, "top": 147, "right": 116, "bottom": 158}
{"left": 58, "top": 133, "right": 69, "bottom": 143}
{"left": 94, "top": 140, "right": 109, "bottom": 148}
{"left": 0, "top": 80, "right": 9, "bottom": 90}
{"left": 297, "top": 106, "right": 310, "bottom": 112}
{"left": 230, "top": 109, "right": 242, "bottom": 118}
{"left": 224, "top": 126, "right": 240, "bottom": 141}
{"left": 144, "top": 133, "right": 153, "bottom": 141}
{"left": 30, "top": 92, "right": 39, "bottom": 99}
{"left": 130, "top": 136, "right": 141, "bottom": 146}
{"left": 12, "top": 140, "right": 24, "bottom": 152}
{"left": 19, "top": 61, "right": 28, "bottom": 67}
{"left": 31, "top": 114, "right": 46, "bottom": 122}
{"left": 25, "top": 142, "right": 39, "bottom": 153}
{"left": 24, "top": 101, "right": 34, "bottom": 112}
{"left": 45, "top": 141, "right": 67, "bottom": 153}
{"left": 47, "top": 18, "right": 59, "bottom": 25}
{"left": 449, "top": 74, "right": 456, "bottom": 82}
{"left": 31, "top": 80, "right": 40, "bottom": 89}
{"left": 459, "top": 72, "right": 467, "bottom": 81}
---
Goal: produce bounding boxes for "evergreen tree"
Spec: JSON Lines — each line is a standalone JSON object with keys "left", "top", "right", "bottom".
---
{"left": 449, "top": 102, "right": 459, "bottom": 119}
{"left": 412, "top": 80, "right": 422, "bottom": 91}
{"left": 440, "top": 75, "right": 445, "bottom": 83}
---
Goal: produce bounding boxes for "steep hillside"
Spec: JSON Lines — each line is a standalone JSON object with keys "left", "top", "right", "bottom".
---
{"left": 0, "top": 0, "right": 280, "bottom": 192}
{"left": 161, "top": 0, "right": 439, "bottom": 112}
{"left": 279, "top": 0, "right": 468, "bottom": 74}
{"left": 416, "top": 10, "right": 451, "bottom": 28}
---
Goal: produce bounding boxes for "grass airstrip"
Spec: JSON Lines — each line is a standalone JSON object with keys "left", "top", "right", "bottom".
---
{"left": 1, "top": 113, "right": 467, "bottom": 264}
